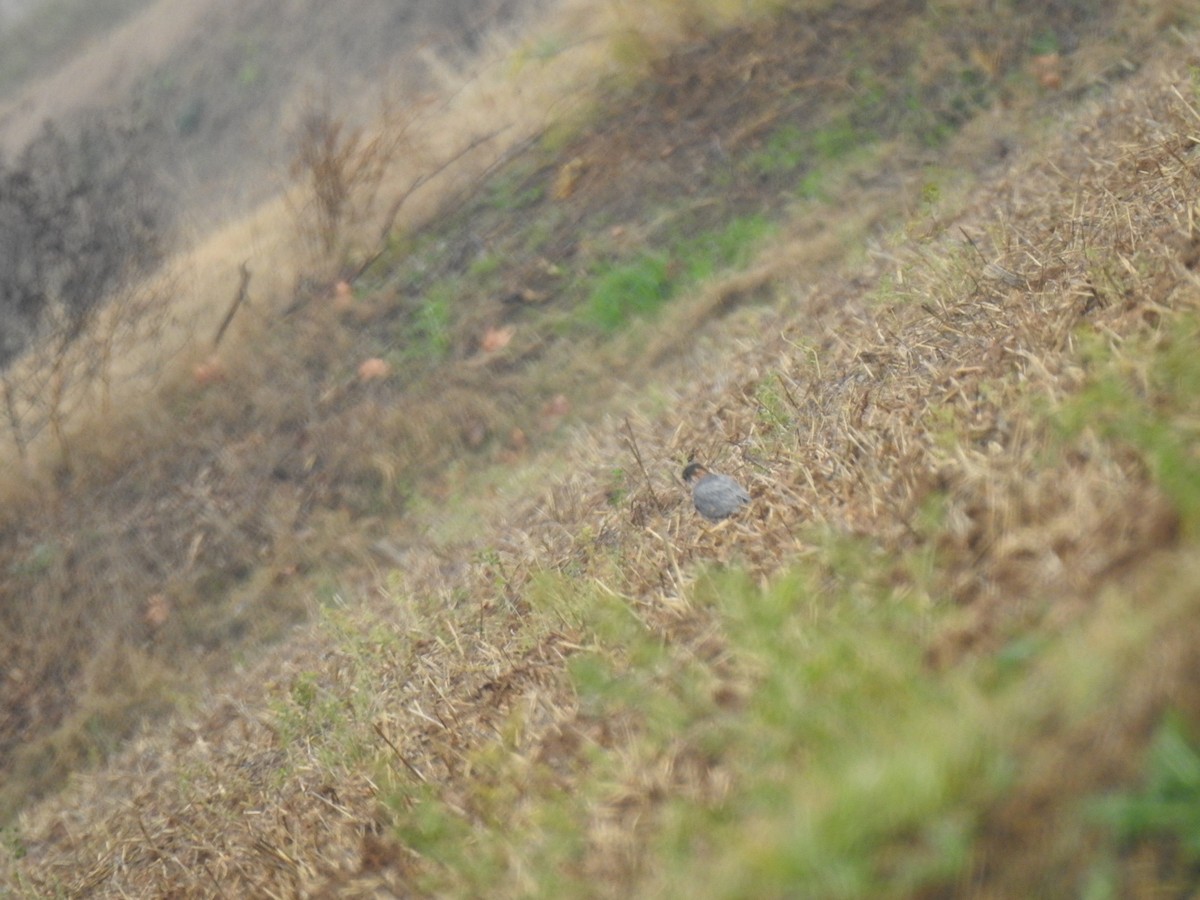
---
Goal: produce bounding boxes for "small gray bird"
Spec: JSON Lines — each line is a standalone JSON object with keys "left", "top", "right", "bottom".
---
{"left": 682, "top": 463, "right": 751, "bottom": 521}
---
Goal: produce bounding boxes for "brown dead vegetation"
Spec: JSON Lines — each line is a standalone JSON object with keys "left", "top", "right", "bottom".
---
{"left": 4, "top": 1, "right": 1200, "bottom": 897}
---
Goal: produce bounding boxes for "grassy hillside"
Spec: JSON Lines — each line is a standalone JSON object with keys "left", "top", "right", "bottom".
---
{"left": 4, "top": 0, "right": 1200, "bottom": 895}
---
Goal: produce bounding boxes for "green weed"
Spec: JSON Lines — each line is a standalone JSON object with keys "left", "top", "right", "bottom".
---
{"left": 486, "top": 168, "right": 546, "bottom": 211}
{"left": 387, "top": 782, "right": 476, "bottom": 867}
{"left": 1092, "top": 713, "right": 1200, "bottom": 862}
{"left": 754, "top": 377, "right": 795, "bottom": 433}
{"left": 606, "top": 466, "right": 629, "bottom": 505}
{"left": 796, "top": 169, "right": 828, "bottom": 201}
{"left": 1030, "top": 30, "right": 1061, "bottom": 56}
{"left": 679, "top": 213, "right": 773, "bottom": 281}
{"left": 402, "top": 288, "right": 454, "bottom": 361}
{"left": 468, "top": 252, "right": 503, "bottom": 280}
{"left": 1057, "top": 315, "right": 1200, "bottom": 533}
{"left": 748, "top": 123, "right": 807, "bottom": 176}
{"left": 7, "top": 542, "right": 62, "bottom": 578}
{"left": 748, "top": 119, "right": 870, "bottom": 182}
{"left": 812, "top": 119, "right": 865, "bottom": 160}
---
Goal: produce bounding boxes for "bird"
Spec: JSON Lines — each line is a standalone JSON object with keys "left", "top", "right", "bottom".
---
{"left": 681, "top": 463, "right": 750, "bottom": 521}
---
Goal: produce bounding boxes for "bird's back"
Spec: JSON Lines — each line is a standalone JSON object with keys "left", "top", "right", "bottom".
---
{"left": 692, "top": 473, "right": 750, "bottom": 520}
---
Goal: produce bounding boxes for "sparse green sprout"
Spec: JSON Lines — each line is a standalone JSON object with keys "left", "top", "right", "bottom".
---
{"left": 290, "top": 672, "right": 319, "bottom": 709}
{"left": 1056, "top": 315, "right": 1200, "bottom": 533}
{"left": 408, "top": 289, "right": 454, "bottom": 360}
{"left": 468, "top": 252, "right": 503, "bottom": 280}
{"left": 748, "top": 119, "right": 869, "bottom": 183}
{"left": 486, "top": 168, "right": 545, "bottom": 211}
{"left": 755, "top": 377, "right": 793, "bottom": 432}
{"left": 606, "top": 466, "right": 628, "bottom": 505}
{"left": 1093, "top": 714, "right": 1200, "bottom": 864}
{"left": 749, "top": 123, "right": 808, "bottom": 176}
{"left": 1030, "top": 30, "right": 1061, "bottom": 56}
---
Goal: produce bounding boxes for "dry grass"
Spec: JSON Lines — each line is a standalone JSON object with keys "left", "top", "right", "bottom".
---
{"left": 377, "top": 45, "right": 1200, "bottom": 892}
{"left": 4, "top": 1, "right": 1200, "bottom": 897}
{"left": 0, "top": 0, "right": 821, "bottom": 825}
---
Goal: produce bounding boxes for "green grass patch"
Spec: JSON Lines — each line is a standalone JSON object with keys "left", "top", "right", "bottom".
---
{"left": 680, "top": 213, "right": 773, "bottom": 280}
{"left": 584, "top": 214, "right": 773, "bottom": 331}
{"left": 586, "top": 252, "right": 673, "bottom": 331}
{"left": 748, "top": 123, "right": 808, "bottom": 176}
{"left": 637, "top": 561, "right": 998, "bottom": 899}
{"left": 265, "top": 532, "right": 1200, "bottom": 899}
{"left": 397, "top": 286, "right": 454, "bottom": 362}
{"left": 376, "top": 532, "right": 1174, "bottom": 897}
{"left": 754, "top": 377, "right": 796, "bottom": 433}
{"left": 747, "top": 118, "right": 874, "bottom": 190}
{"left": 1057, "top": 315, "right": 1200, "bottom": 533}
{"left": 1030, "top": 30, "right": 1062, "bottom": 56}
{"left": 1092, "top": 713, "right": 1200, "bottom": 863}
{"left": 486, "top": 167, "right": 546, "bottom": 211}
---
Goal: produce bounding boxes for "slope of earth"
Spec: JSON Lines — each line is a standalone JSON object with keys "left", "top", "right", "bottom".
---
{"left": 1, "top": 0, "right": 1155, "bottom": 825}
{"left": 4, "top": 0, "right": 1200, "bottom": 896}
